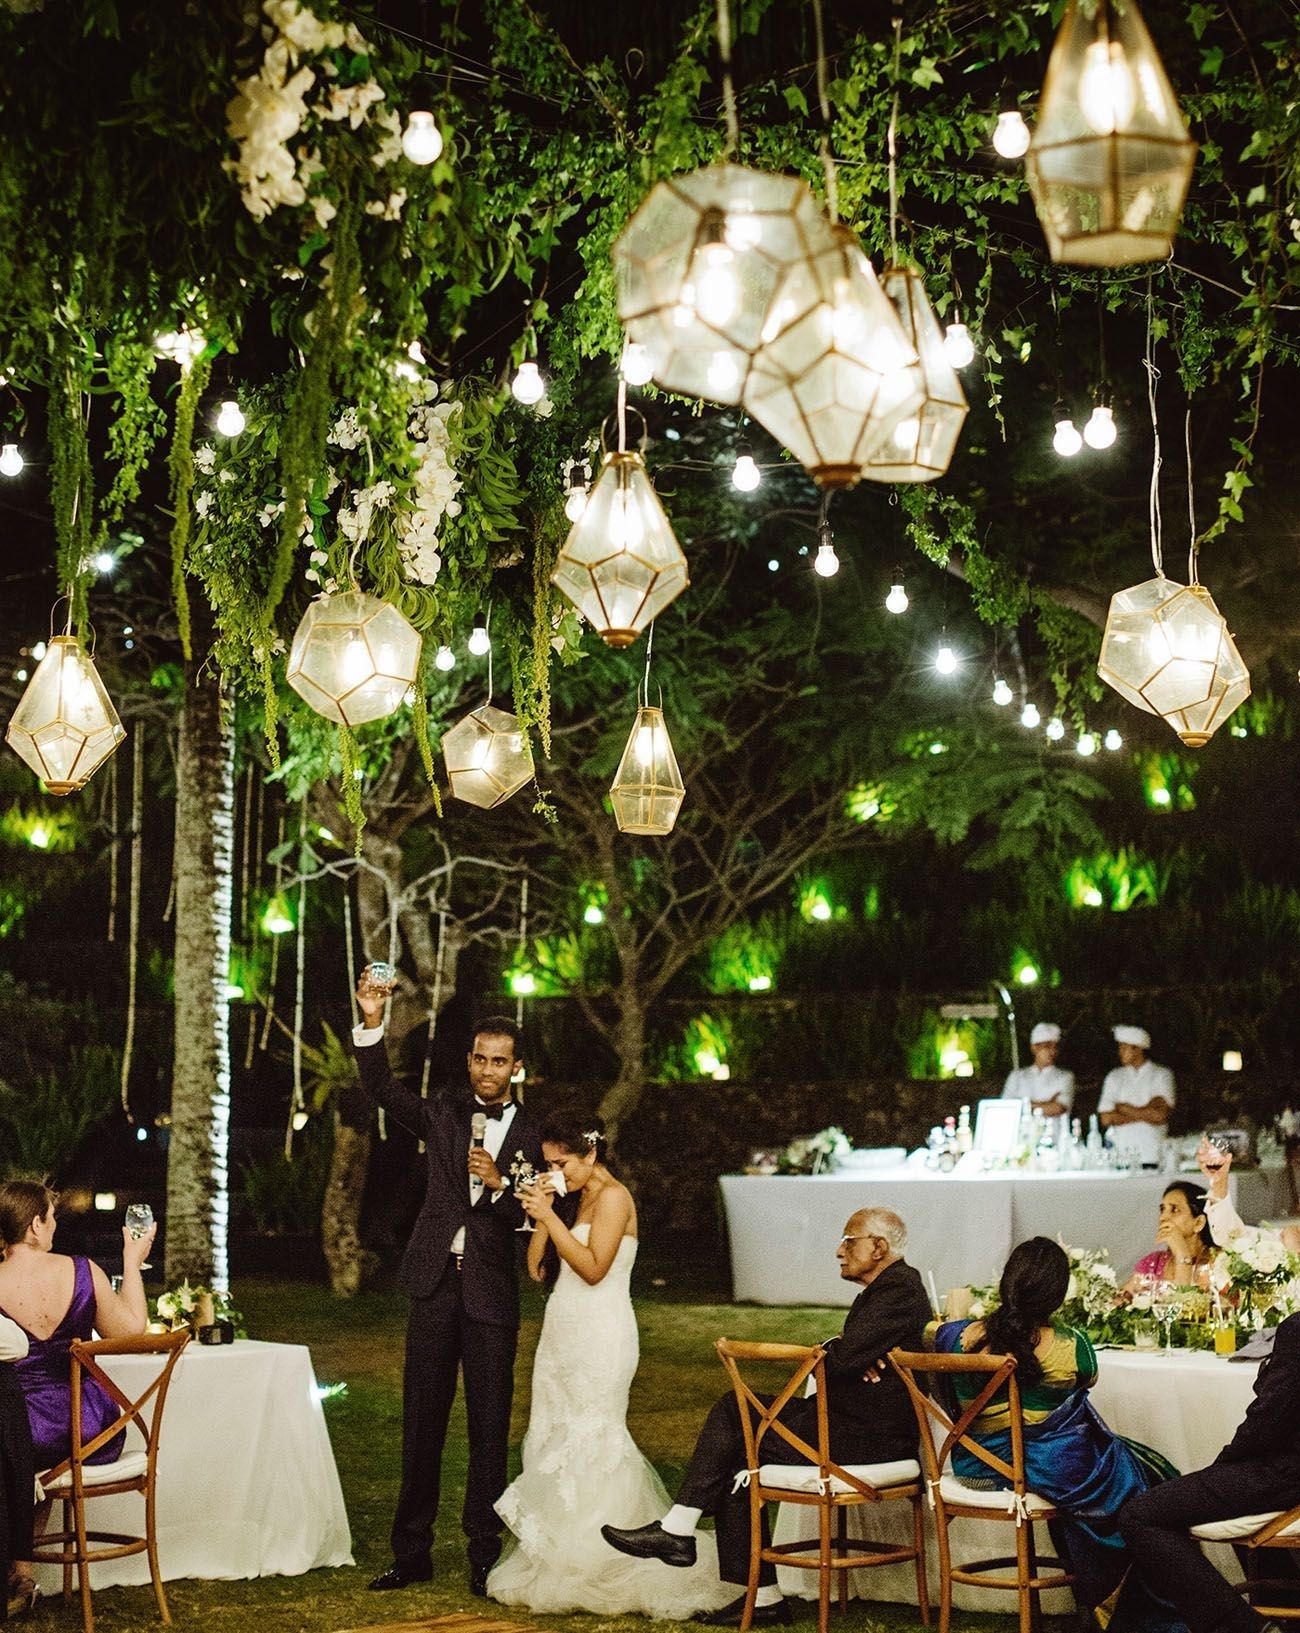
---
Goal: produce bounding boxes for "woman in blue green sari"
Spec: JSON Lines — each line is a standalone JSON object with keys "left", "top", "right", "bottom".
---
{"left": 933, "top": 1237, "right": 1177, "bottom": 1631}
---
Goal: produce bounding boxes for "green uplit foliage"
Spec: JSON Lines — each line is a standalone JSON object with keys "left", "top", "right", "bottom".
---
{"left": 846, "top": 782, "right": 897, "bottom": 824}
{"left": 908, "top": 1013, "right": 991, "bottom": 1082}
{"left": 797, "top": 879, "right": 843, "bottom": 924}
{"left": 0, "top": 806, "right": 78, "bottom": 853}
{"left": 505, "top": 934, "right": 585, "bottom": 998}
{"left": 1141, "top": 751, "right": 1198, "bottom": 812}
{"left": 703, "top": 915, "right": 783, "bottom": 995}
{"left": 1064, "top": 847, "right": 1169, "bottom": 912}
{"left": 659, "top": 1012, "right": 736, "bottom": 1083}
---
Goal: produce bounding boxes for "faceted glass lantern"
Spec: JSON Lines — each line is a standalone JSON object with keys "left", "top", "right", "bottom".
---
{"left": 5, "top": 635, "right": 125, "bottom": 794}
{"left": 286, "top": 590, "right": 422, "bottom": 727}
{"left": 551, "top": 451, "right": 689, "bottom": 646}
{"left": 859, "top": 266, "right": 968, "bottom": 485}
{"left": 1026, "top": 0, "right": 1197, "bottom": 266}
{"left": 443, "top": 704, "right": 535, "bottom": 809}
{"left": 742, "top": 226, "right": 924, "bottom": 491}
{"left": 610, "top": 705, "right": 685, "bottom": 836}
{"left": 1097, "top": 575, "right": 1250, "bottom": 747}
{"left": 612, "top": 164, "right": 831, "bottom": 407}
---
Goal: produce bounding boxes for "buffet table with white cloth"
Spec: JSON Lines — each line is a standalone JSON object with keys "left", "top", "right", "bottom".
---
{"left": 778, "top": 1348, "right": 1260, "bottom": 1611}
{"left": 33, "top": 1339, "right": 353, "bottom": 1590}
{"left": 720, "top": 1166, "right": 1288, "bottom": 1307}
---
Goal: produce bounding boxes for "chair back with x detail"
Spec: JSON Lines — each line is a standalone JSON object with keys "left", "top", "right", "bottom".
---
{"left": 1191, "top": 1499, "right": 1300, "bottom": 1619}
{"left": 33, "top": 1330, "right": 190, "bottom": 1633}
{"left": 888, "top": 1347, "right": 1073, "bottom": 1633}
{"left": 715, "top": 1338, "right": 929, "bottom": 1633}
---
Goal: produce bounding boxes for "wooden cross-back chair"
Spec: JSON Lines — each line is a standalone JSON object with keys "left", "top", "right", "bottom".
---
{"left": 32, "top": 1330, "right": 190, "bottom": 1633}
{"left": 1191, "top": 1501, "right": 1300, "bottom": 1619}
{"left": 888, "top": 1347, "right": 1074, "bottom": 1633}
{"left": 715, "top": 1338, "right": 929, "bottom": 1633}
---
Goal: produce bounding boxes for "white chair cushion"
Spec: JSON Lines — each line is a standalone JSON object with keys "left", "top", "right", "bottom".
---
{"left": 1192, "top": 1511, "right": 1300, "bottom": 1542}
{"left": 41, "top": 1450, "right": 149, "bottom": 1492}
{"left": 759, "top": 1458, "right": 920, "bottom": 1495}
{"left": 938, "top": 1473, "right": 1055, "bottom": 1515}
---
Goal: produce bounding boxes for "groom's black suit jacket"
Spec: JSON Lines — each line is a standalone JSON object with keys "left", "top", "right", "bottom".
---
{"left": 353, "top": 1038, "right": 543, "bottom": 1326}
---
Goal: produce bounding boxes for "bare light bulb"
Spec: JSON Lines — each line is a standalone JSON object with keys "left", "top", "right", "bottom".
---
{"left": 434, "top": 645, "right": 456, "bottom": 672}
{"left": 1021, "top": 702, "right": 1041, "bottom": 729}
{"left": 813, "top": 540, "right": 839, "bottom": 578}
{"left": 1079, "top": 39, "right": 1135, "bottom": 135}
{"left": 892, "top": 416, "right": 921, "bottom": 452}
{"left": 1076, "top": 731, "right": 1097, "bottom": 756}
{"left": 885, "top": 582, "right": 909, "bottom": 615}
{"left": 1083, "top": 405, "right": 1117, "bottom": 449}
{"left": 1053, "top": 418, "right": 1083, "bottom": 457}
{"left": 1104, "top": 728, "right": 1123, "bottom": 751}
{"left": 935, "top": 645, "right": 957, "bottom": 675}
{"left": 564, "top": 482, "right": 588, "bottom": 522}
{"left": 511, "top": 360, "right": 544, "bottom": 406}
{"left": 94, "top": 552, "right": 115, "bottom": 574}
{"left": 1045, "top": 717, "right": 1066, "bottom": 741}
{"left": 731, "top": 451, "right": 761, "bottom": 492}
{"left": 620, "top": 341, "right": 653, "bottom": 386}
{"left": 992, "top": 677, "right": 1013, "bottom": 706}
{"left": 943, "top": 322, "right": 976, "bottom": 368}
{"left": 467, "top": 619, "right": 491, "bottom": 657}
{"left": 215, "top": 399, "right": 245, "bottom": 436}
{"left": 0, "top": 443, "right": 23, "bottom": 477}
{"left": 402, "top": 110, "right": 443, "bottom": 165}
{"left": 992, "top": 108, "right": 1031, "bottom": 159}
{"left": 683, "top": 215, "right": 740, "bottom": 326}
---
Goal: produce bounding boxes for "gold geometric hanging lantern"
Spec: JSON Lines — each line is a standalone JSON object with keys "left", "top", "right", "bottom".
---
{"left": 742, "top": 226, "right": 924, "bottom": 491}
{"left": 1026, "top": 0, "right": 1197, "bottom": 267}
{"left": 442, "top": 704, "right": 535, "bottom": 809}
{"left": 551, "top": 447, "right": 689, "bottom": 647}
{"left": 859, "top": 266, "right": 968, "bottom": 484}
{"left": 286, "top": 589, "right": 422, "bottom": 727}
{"left": 5, "top": 635, "right": 126, "bottom": 794}
{"left": 1097, "top": 575, "right": 1250, "bottom": 747}
{"left": 609, "top": 704, "right": 685, "bottom": 836}
{"left": 612, "top": 163, "right": 832, "bottom": 407}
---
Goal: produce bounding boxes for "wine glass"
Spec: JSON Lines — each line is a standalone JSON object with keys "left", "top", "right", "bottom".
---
{"left": 125, "top": 1202, "right": 154, "bottom": 1272}
{"left": 515, "top": 1174, "right": 536, "bottom": 1234}
{"left": 1150, "top": 1282, "right": 1178, "bottom": 1354}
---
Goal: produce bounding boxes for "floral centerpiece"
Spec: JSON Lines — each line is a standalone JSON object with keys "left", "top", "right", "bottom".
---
{"left": 778, "top": 1126, "right": 852, "bottom": 1175}
{"left": 153, "top": 1281, "right": 243, "bottom": 1336}
{"left": 1211, "top": 1236, "right": 1300, "bottom": 1329}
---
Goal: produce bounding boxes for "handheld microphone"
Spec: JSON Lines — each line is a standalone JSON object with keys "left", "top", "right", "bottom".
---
{"left": 471, "top": 1111, "right": 487, "bottom": 1150}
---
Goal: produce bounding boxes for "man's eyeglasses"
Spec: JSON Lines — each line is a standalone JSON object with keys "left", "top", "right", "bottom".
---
{"left": 838, "top": 1233, "right": 886, "bottom": 1248}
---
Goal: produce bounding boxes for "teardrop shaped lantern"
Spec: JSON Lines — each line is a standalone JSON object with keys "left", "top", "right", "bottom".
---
{"left": 443, "top": 704, "right": 535, "bottom": 809}
{"left": 286, "top": 589, "right": 422, "bottom": 727}
{"left": 1026, "top": 0, "right": 1197, "bottom": 266}
{"left": 551, "top": 446, "right": 689, "bottom": 647}
{"left": 610, "top": 705, "right": 685, "bottom": 836}
{"left": 1097, "top": 575, "right": 1250, "bottom": 747}
{"left": 742, "top": 226, "right": 924, "bottom": 491}
{"left": 612, "top": 164, "right": 831, "bottom": 407}
{"left": 5, "top": 635, "right": 126, "bottom": 794}
{"left": 859, "top": 266, "right": 968, "bottom": 484}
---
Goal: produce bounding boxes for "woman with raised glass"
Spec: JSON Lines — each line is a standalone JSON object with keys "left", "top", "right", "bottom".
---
{"left": 1121, "top": 1180, "right": 1212, "bottom": 1294}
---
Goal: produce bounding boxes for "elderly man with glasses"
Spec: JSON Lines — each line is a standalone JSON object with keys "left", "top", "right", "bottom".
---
{"left": 602, "top": 1206, "right": 930, "bottom": 1627}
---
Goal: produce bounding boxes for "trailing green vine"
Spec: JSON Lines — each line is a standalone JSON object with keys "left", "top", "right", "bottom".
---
{"left": 47, "top": 345, "right": 95, "bottom": 633}
{"left": 167, "top": 351, "right": 214, "bottom": 662}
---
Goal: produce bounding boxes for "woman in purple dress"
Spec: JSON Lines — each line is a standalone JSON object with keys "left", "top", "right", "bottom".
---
{"left": 0, "top": 1181, "right": 154, "bottom": 1611}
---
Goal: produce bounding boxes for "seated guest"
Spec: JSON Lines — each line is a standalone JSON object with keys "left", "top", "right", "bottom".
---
{"left": 601, "top": 1207, "right": 931, "bottom": 1628}
{"left": 1119, "top": 1308, "right": 1300, "bottom": 1633}
{"left": 1196, "top": 1138, "right": 1300, "bottom": 1254}
{"left": 934, "top": 1237, "right": 1176, "bottom": 1630}
{"left": 1, "top": 1313, "right": 35, "bottom": 1618}
{"left": 0, "top": 1181, "right": 154, "bottom": 1474}
{"left": 1122, "top": 1181, "right": 1212, "bottom": 1295}
{"left": 1002, "top": 1022, "right": 1075, "bottom": 1118}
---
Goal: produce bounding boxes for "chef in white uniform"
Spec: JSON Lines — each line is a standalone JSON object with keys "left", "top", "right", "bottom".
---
{"left": 1001, "top": 1022, "right": 1075, "bottom": 1116}
{"left": 1097, "top": 1024, "right": 1175, "bottom": 1168}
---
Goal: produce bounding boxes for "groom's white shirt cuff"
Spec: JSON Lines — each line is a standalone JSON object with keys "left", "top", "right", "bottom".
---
{"left": 353, "top": 1023, "right": 385, "bottom": 1047}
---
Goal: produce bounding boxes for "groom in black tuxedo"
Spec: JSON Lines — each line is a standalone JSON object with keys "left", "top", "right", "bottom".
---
{"left": 352, "top": 975, "right": 543, "bottom": 1597}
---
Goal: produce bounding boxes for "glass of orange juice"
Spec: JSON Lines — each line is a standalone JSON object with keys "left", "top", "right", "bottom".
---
{"left": 1213, "top": 1323, "right": 1237, "bottom": 1357}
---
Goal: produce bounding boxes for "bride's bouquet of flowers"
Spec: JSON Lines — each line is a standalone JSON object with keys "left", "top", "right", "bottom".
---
{"left": 778, "top": 1125, "right": 852, "bottom": 1175}
{"left": 1210, "top": 1235, "right": 1300, "bottom": 1329}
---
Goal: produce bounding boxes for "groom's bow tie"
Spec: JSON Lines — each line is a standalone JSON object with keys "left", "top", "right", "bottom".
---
{"left": 474, "top": 1099, "right": 509, "bottom": 1120}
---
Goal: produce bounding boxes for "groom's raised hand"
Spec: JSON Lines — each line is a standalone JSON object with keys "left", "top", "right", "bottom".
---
{"left": 356, "top": 971, "right": 394, "bottom": 1028}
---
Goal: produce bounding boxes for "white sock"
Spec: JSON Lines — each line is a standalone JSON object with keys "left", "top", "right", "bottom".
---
{"left": 754, "top": 1585, "right": 784, "bottom": 1607}
{"left": 660, "top": 1504, "right": 702, "bottom": 1537}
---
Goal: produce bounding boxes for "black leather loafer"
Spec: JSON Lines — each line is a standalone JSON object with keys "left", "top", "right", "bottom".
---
{"left": 600, "top": 1520, "right": 698, "bottom": 1567}
{"left": 696, "top": 1593, "right": 792, "bottom": 1626}
{"left": 367, "top": 1562, "right": 432, "bottom": 1591}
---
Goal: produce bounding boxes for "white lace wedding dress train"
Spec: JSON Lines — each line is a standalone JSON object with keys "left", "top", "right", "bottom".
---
{"left": 489, "top": 1224, "right": 731, "bottom": 1619}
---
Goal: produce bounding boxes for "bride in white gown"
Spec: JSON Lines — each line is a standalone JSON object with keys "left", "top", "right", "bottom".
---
{"left": 488, "top": 1109, "right": 730, "bottom": 1620}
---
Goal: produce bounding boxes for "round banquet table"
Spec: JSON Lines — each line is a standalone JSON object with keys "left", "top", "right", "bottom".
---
{"left": 777, "top": 1347, "right": 1261, "bottom": 1611}
{"left": 33, "top": 1339, "right": 353, "bottom": 1590}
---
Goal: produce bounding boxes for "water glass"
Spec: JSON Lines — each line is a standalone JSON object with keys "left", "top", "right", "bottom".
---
{"left": 1133, "top": 1319, "right": 1159, "bottom": 1351}
{"left": 125, "top": 1202, "right": 154, "bottom": 1270}
{"left": 363, "top": 960, "right": 397, "bottom": 989}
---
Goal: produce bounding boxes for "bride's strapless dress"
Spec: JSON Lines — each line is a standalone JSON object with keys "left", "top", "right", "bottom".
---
{"left": 489, "top": 1223, "right": 730, "bottom": 1619}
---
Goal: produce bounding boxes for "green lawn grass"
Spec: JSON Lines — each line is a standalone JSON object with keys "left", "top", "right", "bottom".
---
{"left": 50, "top": 1266, "right": 1059, "bottom": 1633}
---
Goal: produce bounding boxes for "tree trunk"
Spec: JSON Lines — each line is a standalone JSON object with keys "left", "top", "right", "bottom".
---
{"left": 165, "top": 616, "right": 234, "bottom": 1290}
{"left": 598, "top": 991, "right": 647, "bottom": 1146}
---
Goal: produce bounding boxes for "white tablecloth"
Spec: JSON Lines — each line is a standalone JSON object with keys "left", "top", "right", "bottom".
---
{"left": 778, "top": 1348, "right": 1260, "bottom": 1610}
{"left": 34, "top": 1339, "right": 353, "bottom": 1589}
{"left": 722, "top": 1168, "right": 1268, "bottom": 1307}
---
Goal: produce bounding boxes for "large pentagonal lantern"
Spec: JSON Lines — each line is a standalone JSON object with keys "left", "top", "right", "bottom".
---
{"left": 610, "top": 705, "right": 685, "bottom": 836}
{"left": 5, "top": 635, "right": 125, "bottom": 794}
{"left": 743, "top": 225, "right": 924, "bottom": 490}
{"left": 551, "top": 451, "right": 688, "bottom": 646}
{"left": 1026, "top": 0, "right": 1197, "bottom": 266}
{"left": 286, "top": 590, "right": 422, "bottom": 727}
{"left": 443, "top": 704, "right": 535, "bottom": 809}
{"left": 1097, "top": 575, "right": 1250, "bottom": 747}
{"left": 859, "top": 266, "right": 968, "bottom": 484}
{"left": 612, "top": 164, "right": 831, "bottom": 407}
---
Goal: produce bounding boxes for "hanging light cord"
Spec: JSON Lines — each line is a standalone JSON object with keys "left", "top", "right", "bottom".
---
{"left": 640, "top": 616, "right": 655, "bottom": 708}
{"left": 485, "top": 604, "right": 494, "bottom": 700}
{"left": 716, "top": 0, "right": 740, "bottom": 158}
{"left": 811, "top": 0, "right": 839, "bottom": 224}
{"left": 1185, "top": 407, "right": 1199, "bottom": 585}
{"left": 886, "top": 0, "right": 903, "bottom": 261}
{"left": 1144, "top": 274, "right": 1164, "bottom": 577}
{"left": 617, "top": 374, "right": 628, "bottom": 454}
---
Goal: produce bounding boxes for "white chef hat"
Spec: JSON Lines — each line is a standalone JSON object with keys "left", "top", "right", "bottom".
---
{"left": 1029, "top": 1023, "right": 1061, "bottom": 1045}
{"left": 1113, "top": 1024, "right": 1151, "bottom": 1049}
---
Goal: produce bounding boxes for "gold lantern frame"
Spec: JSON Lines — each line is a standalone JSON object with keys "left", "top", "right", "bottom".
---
{"left": 1026, "top": 0, "right": 1197, "bottom": 267}
{"left": 859, "top": 265, "right": 968, "bottom": 484}
{"left": 609, "top": 699, "right": 685, "bottom": 837}
{"left": 5, "top": 632, "right": 126, "bottom": 795}
{"left": 442, "top": 702, "right": 536, "bottom": 809}
{"left": 285, "top": 589, "right": 423, "bottom": 727}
